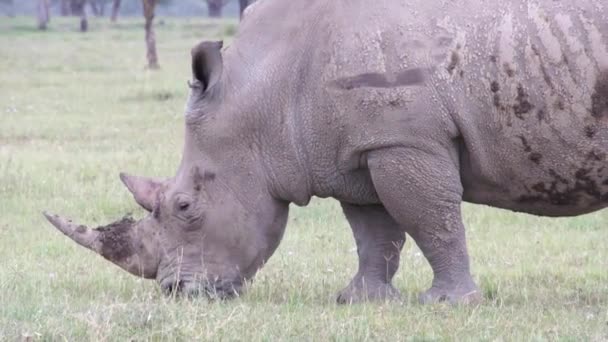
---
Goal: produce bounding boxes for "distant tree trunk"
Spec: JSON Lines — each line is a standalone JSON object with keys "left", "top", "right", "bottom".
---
{"left": 238, "top": 0, "right": 249, "bottom": 19}
{"left": 142, "top": 0, "right": 159, "bottom": 69}
{"left": 80, "top": 5, "right": 88, "bottom": 32}
{"left": 70, "top": 0, "right": 89, "bottom": 32}
{"left": 60, "top": 0, "right": 70, "bottom": 16}
{"left": 70, "top": 0, "right": 84, "bottom": 16}
{"left": 6, "top": 0, "right": 16, "bottom": 17}
{"left": 37, "top": 0, "right": 50, "bottom": 30}
{"left": 206, "top": 0, "right": 228, "bottom": 18}
{"left": 90, "top": 0, "right": 100, "bottom": 16}
{"left": 110, "top": 0, "right": 121, "bottom": 22}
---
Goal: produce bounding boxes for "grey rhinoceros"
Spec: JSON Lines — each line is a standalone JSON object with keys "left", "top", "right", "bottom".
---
{"left": 45, "top": 0, "right": 608, "bottom": 304}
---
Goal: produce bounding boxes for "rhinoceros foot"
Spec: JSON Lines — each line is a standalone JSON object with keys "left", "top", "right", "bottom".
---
{"left": 418, "top": 283, "right": 482, "bottom": 305}
{"left": 336, "top": 277, "right": 401, "bottom": 304}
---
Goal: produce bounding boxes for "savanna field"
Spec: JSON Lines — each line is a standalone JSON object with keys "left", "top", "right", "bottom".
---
{"left": 0, "top": 16, "right": 608, "bottom": 340}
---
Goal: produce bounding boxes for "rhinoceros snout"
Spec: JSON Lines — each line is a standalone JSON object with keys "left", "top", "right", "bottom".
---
{"left": 160, "top": 278, "right": 241, "bottom": 299}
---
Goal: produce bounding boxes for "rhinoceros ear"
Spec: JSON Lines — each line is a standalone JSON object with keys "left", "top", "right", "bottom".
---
{"left": 191, "top": 40, "right": 223, "bottom": 92}
{"left": 119, "top": 173, "right": 163, "bottom": 212}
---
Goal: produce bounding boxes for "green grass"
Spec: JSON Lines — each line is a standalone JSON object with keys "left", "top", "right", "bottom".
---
{"left": 1, "top": 16, "right": 608, "bottom": 341}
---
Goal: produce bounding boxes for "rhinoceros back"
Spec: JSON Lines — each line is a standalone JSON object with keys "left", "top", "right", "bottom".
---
{"left": 438, "top": 0, "right": 608, "bottom": 215}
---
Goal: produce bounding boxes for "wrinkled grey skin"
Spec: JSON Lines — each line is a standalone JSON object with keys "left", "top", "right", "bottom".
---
{"left": 46, "top": 0, "right": 608, "bottom": 304}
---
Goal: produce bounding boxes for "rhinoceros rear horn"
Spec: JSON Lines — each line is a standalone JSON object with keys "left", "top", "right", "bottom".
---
{"left": 119, "top": 172, "right": 163, "bottom": 212}
{"left": 191, "top": 40, "right": 223, "bottom": 92}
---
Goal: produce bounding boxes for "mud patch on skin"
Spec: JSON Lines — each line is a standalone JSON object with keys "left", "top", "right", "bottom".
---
{"left": 529, "top": 152, "right": 543, "bottom": 164}
{"left": 585, "top": 125, "right": 598, "bottom": 138}
{"left": 493, "top": 94, "right": 503, "bottom": 109}
{"left": 446, "top": 44, "right": 462, "bottom": 75}
{"left": 536, "top": 108, "right": 546, "bottom": 122}
{"left": 555, "top": 98, "right": 565, "bottom": 111}
{"left": 516, "top": 135, "right": 543, "bottom": 165}
{"left": 517, "top": 135, "right": 532, "bottom": 152}
{"left": 591, "top": 71, "right": 608, "bottom": 119}
{"left": 330, "top": 68, "right": 426, "bottom": 90}
{"left": 490, "top": 81, "right": 506, "bottom": 111}
{"left": 518, "top": 152, "right": 608, "bottom": 205}
{"left": 587, "top": 149, "right": 606, "bottom": 162}
{"left": 513, "top": 84, "right": 534, "bottom": 119}
{"left": 503, "top": 63, "right": 515, "bottom": 77}
{"left": 531, "top": 44, "right": 555, "bottom": 90}
{"left": 97, "top": 216, "right": 136, "bottom": 261}
{"left": 447, "top": 51, "right": 460, "bottom": 75}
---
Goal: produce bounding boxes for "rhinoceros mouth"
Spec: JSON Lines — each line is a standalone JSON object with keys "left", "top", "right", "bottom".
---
{"left": 160, "top": 278, "right": 242, "bottom": 300}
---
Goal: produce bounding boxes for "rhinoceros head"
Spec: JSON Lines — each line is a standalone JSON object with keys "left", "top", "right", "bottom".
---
{"left": 44, "top": 41, "right": 290, "bottom": 299}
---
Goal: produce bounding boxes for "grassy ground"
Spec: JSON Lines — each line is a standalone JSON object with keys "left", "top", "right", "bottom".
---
{"left": 0, "top": 16, "right": 607, "bottom": 341}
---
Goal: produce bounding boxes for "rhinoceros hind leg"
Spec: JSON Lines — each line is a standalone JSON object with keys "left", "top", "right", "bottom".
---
{"left": 336, "top": 203, "right": 405, "bottom": 304}
{"left": 368, "top": 147, "right": 481, "bottom": 305}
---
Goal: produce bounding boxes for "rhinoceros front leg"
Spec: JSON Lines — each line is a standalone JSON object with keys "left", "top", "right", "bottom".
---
{"left": 368, "top": 147, "right": 481, "bottom": 305}
{"left": 336, "top": 203, "right": 405, "bottom": 304}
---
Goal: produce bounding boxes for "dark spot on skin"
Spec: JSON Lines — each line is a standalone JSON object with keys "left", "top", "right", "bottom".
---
{"left": 591, "top": 71, "right": 608, "bottom": 119}
{"left": 490, "top": 81, "right": 500, "bottom": 93}
{"left": 585, "top": 125, "right": 598, "bottom": 138}
{"left": 330, "top": 68, "right": 426, "bottom": 90}
{"left": 513, "top": 84, "right": 534, "bottom": 119}
{"left": 203, "top": 171, "right": 216, "bottom": 181}
{"left": 531, "top": 182, "right": 545, "bottom": 193}
{"left": 541, "top": 67, "right": 554, "bottom": 90}
{"left": 529, "top": 153, "right": 543, "bottom": 164}
{"left": 519, "top": 163, "right": 608, "bottom": 205}
{"left": 548, "top": 169, "right": 569, "bottom": 185}
{"left": 97, "top": 216, "right": 136, "bottom": 261}
{"left": 574, "top": 168, "right": 603, "bottom": 199}
{"left": 447, "top": 51, "right": 460, "bottom": 75}
{"left": 493, "top": 94, "right": 502, "bottom": 109}
{"left": 531, "top": 44, "right": 555, "bottom": 90}
{"left": 459, "top": 70, "right": 465, "bottom": 78}
{"left": 503, "top": 63, "right": 515, "bottom": 77}
{"left": 555, "top": 98, "right": 565, "bottom": 110}
{"left": 575, "top": 168, "right": 591, "bottom": 180}
{"left": 432, "top": 53, "right": 448, "bottom": 62}
{"left": 517, "top": 135, "right": 532, "bottom": 152}
{"left": 519, "top": 181, "right": 578, "bottom": 206}
{"left": 75, "top": 225, "right": 87, "bottom": 234}
{"left": 586, "top": 149, "right": 606, "bottom": 162}
{"left": 436, "top": 37, "right": 453, "bottom": 47}
{"left": 537, "top": 108, "right": 546, "bottom": 122}
{"left": 489, "top": 55, "right": 497, "bottom": 63}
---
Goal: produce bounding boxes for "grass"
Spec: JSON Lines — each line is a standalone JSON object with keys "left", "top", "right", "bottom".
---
{"left": 1, "top": 16, "right": 607, "bottom": 341}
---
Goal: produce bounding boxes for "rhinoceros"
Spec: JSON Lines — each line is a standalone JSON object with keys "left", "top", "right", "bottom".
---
{"left": 44, "top": 0, "right": 608, "bottom": 304}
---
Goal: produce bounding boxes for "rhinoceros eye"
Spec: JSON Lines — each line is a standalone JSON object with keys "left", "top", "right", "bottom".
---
{"left": 178, "top": 201, "right": 190, "bottom": 211}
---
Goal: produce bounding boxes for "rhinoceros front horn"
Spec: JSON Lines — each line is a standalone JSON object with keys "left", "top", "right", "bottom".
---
{"left": 44, "top": 212, "right": 103, "bottom": 251}
{"left": 43, "top": 212, "right": 159, "bottom": 279}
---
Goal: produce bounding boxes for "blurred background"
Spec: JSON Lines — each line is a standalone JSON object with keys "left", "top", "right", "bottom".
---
{"left": 1, "top": 0, "right": 246, "bottom": 19}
